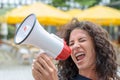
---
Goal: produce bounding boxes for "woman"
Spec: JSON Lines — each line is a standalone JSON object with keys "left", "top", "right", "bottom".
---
{"left": 32, "top": 18, "right": 120, "bottom": 80}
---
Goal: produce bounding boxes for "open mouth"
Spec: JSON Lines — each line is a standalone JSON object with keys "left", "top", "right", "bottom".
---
{"left": 75, "top": 53, "right": 85, "bottom": 61}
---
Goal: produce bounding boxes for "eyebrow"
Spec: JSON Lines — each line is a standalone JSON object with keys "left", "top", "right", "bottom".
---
{"left": 69, "top": 37, "right": 87, "bottom": 42}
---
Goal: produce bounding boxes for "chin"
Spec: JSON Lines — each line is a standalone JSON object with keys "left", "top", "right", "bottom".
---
{"left": 77, "top": 64, "right": 88, "bottom": 70}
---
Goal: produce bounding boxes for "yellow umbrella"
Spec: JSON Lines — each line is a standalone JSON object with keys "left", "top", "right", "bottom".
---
{"left": 0, "top": 15, "right": 6, "bottom": 23}
{"left": 66, "top": 9, "right": 82, "bottom": 17}
{"left": 6, "top": 2, "right": 72, "bottom": 26}
{"left": 76, "top": 5, "right": 120, "bottom": 26}
{"left": 0, "top": 8, "right": 12, "bottom": 23}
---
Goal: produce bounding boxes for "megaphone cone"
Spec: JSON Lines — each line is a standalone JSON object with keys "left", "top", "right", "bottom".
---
{"left": 14, "top": 14, "right": 71, "bottom": 60}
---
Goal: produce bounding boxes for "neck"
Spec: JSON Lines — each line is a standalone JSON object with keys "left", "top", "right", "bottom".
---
{"left": 79, "top": 68, "right": 98, "bottom": 80}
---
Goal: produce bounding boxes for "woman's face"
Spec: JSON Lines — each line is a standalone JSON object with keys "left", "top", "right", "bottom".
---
{"left": 69, "top": 28, "right": 96, "bottom": 71}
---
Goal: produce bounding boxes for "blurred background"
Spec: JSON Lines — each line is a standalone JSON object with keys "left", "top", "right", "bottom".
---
{"left": 0, "top": 0, "right": 120, "bottom": 80}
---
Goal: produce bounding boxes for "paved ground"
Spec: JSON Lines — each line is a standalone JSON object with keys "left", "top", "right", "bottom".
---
{"left": 0, "top": 64, "right": 34, "bottom": 80}
{"left": 0, "top": 44, "right": 34, "bottom": 80}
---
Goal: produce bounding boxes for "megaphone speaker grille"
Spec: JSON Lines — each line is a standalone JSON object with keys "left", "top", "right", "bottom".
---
{"left": 14, "top": 14, "right": 36, "bottom": 44}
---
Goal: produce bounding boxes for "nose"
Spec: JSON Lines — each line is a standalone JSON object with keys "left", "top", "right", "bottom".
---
{"left": 71, "top": 43, "right": 80, "bottom": 51}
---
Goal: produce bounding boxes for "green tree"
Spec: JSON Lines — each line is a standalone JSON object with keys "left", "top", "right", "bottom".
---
{"left": 111, "top": 0, "right": 120, "bottom": 2}
{"left": 50, "top": 0, "right": 101, "bottom": 10}
{"left": 75, "top": 0, "right": 101, "bottom": 7}
{"left": 50, "top": 0, "right": 70, "bottom": 9}
{"left": 108, "top": 0, "right": 120, "bottom": 9}
{"left": 7, "top": 25, "right": 15, "bottom": 39}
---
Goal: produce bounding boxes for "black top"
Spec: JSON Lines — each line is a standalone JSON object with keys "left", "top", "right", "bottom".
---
{"left": 72, "top": 74, "right": 92, "bottom": 80}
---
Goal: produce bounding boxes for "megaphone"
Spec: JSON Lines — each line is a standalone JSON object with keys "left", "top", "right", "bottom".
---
{"left": 14, "top": 14, "right": 71, "bottom": 60}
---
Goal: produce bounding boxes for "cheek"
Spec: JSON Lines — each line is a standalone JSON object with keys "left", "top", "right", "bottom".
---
{"left": 85, "top": 42, "right": 94, "bottom": 50}
{"left": 85, "top": 40, "right": 95, "bottom": 54}
{"left": 70, "top": 53, "right": 76, "bottom": 63}
{"left": 86, "top": 47, "right": 96, "bottom": 63}
{"left": 70, "top": 52, "right": 74, "bottom": 60}
{"left": 88, "top": 50, "right": 96, "bottom": 59}
{"left": 69, "top": 45, "right": 74, "bottom": 50}
{"left": 85, "top": 42, "right": 96, "bottom": 60}
{"left": 70, "top": 46, "right": 74, "bottom": 55}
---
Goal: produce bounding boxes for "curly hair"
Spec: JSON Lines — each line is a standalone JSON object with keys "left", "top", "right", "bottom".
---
{"left": 57, "top": 18, "right": 120, "bottom": 80}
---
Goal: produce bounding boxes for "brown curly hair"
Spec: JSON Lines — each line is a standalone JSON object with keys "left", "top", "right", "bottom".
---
{"left": 57, "top": 18, "right": 120, "bottom": 80}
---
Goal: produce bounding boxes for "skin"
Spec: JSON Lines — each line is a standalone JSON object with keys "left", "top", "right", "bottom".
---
{"left": 32, "top": 53, "right": 59, "bottom": 80}
{"left": 69, "top": 28, "right": 98, "bottom": 80}
{"left": 32, "top": 28, "right": 98, "bottom": 80}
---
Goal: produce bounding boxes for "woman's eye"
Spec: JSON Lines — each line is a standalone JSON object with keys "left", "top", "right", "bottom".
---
{"left": 69, "top": 42, "right": 74, "bottom": 46}
{"left": 79, "top": 39, "right": 86, "bottom": 42}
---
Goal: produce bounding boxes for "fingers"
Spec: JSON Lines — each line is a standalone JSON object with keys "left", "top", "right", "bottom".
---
{"left": 32, "top": 68, "right": 42, "bottom": 80}
{"left": 33, "top": 60, "right": 44, "bottom": 73}
{"left": 32, "top": 60, "right": 47, "bottom": 80}
{"left": 32, "top": 53, "right": 58, "bottom": 80}
{"left": 35, "top": 51, "right": 45, "bottom": 59}
{"left": 38, "top": 53, "right": 57, "bottom": 70}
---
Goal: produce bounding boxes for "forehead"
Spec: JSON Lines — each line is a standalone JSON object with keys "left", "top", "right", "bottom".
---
{"left": 69, "top": 28, "right": 92, "bottom": 40}
{"left": 69, "top": 29, "right": 94, "bottom": 42}
{"left": 70, "top": 28, "right": 89, "bottom": 36}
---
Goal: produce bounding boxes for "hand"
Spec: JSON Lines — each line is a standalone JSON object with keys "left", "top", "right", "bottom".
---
{"left": 32, "top": 53, "right": 59, "bottom": 80}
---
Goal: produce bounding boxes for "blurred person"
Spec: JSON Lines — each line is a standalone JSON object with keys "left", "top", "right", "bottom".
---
{"left": 32, "top": 18, "right": 120, "bottom": 80}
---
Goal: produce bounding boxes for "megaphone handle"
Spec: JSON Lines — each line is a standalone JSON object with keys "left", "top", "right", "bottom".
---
{"left": 37, "top": 49, "right": 54, "bottom": 59}
{"left": 38, "top": 49, "right": 45, "bottom": 55}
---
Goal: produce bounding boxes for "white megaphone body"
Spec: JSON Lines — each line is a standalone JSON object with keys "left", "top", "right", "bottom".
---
{"left": 14, "top": 14, "right": 71, "bottom": 60}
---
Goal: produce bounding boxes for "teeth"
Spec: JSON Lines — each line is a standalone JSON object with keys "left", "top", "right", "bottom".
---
{"left": 75, "top": 53, "right": 84, "bottom": 57}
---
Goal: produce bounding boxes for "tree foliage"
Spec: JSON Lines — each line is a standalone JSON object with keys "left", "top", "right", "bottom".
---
{"left": 51, "top": 0, "right": 70, "bottom": 8}
{"left": 51, "top": 0, "right": 101, "bottom": 10}
{"left": 111, "top": 0, "right": 120, "bottom": 2}
{"left": 107, "top": 0, "right": 120, "bottom": 9}
{"left": 75, "top": 0, "right": 101, "bottom": 7}
{"left": 50, "top": 0, "right": 120, "bottom": 10}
